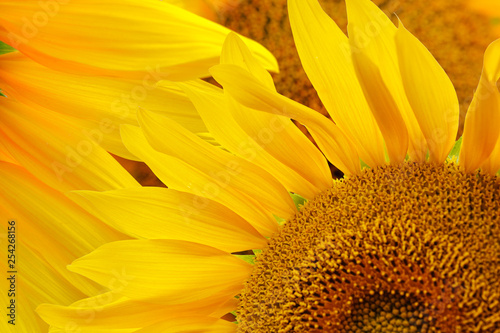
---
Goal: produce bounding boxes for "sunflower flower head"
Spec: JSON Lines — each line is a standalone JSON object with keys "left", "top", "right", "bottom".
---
{"left": 38, "top": 0, "right": 500, "bottom": 332}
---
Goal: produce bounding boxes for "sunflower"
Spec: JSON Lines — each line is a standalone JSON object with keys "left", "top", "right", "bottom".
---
{"left": 38, "top": 0, "right": 500, "bottom": 331}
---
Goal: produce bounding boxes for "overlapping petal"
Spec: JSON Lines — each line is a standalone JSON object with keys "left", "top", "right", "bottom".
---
{"left": 460, "top": 39, "right": 500, "bottom": 173}
{"left": 68, "top": 240, "right": 252, "bottom": 305}
{"left": 395, "top": 22, "right": 459, "bottom": 163}
{"left": 177, "top": 34, "right": 332, "bottom": 198}
{"left": 288, "top": 0, "right": 386, "bottom": 167}
{"left": 179, "top": 80, "right": 331, "bottom": 199}
{"left": 69, "top": 187, "right": 267, "bottom": 253}
{"left": 210, "top": 64, "right": 361, "bottom": 175}
{"left": 0, "top": 248, "right": 86, "bottom": 332}
{"left": 0, "top": 162, "right": 127, "bottom": 294}
{"left": 0, "top": 162, "right": 128, "bottom": 331}
{"left": 137, "top": 109, "right": 296, "bottom": 223}
{"left": 0, "top": 0, "right": 277, "bottom": 79}
{"left": 120, "top": 124, "right": 281, "bottom": 236}
{"left": 0, "top": 99, "right": 139, "bottom": 192}
{"left": 346, "top": 0, "right": 412, "bottom": 163}
{"left": 0, "top": 52, "right": 207, "bottom": 159}
{"left": 38, "top": 292, "right": 236, "bottom": 332}
{"left": 134, "top": 317, "right": 236, "bottom": 333}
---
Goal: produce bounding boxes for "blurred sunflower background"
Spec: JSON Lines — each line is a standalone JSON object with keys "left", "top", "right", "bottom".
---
{"left": 1, "top": 0, "right": 500, "bottom": 332}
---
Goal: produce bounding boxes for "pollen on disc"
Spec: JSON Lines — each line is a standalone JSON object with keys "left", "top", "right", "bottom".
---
{"left": 215, "top": 0, "right": 497, "bottom": 137}
{"left": 237, "top": 162, "right": 500, "bottom": 332}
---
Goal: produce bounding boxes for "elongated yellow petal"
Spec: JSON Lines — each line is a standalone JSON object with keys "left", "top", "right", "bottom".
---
{"left": 69, "top": 240, "right": 251, "bottom": 304}
{"left": 0, "top": 100, "right": 139, "bottom": 192}
{"left": 0, "top": 162, "right": 127, "bottom": 296}
{"left": 120, "top": 124, "right": 279, "bottom": 236}
{"left": 0, "top": 246, "right": 85, "bottom": 332}
{"left": 163, "top": 0, "right": 219, "bottom": 21}
{"left": 395, "top": 22, "right": 459, "bottom": 163}
{"left": 216, "top": 33, "right": 331, "bottom": 196}
{"left": 346, "top": 0, "right": 415, "bottom": 164}
{"left": 288, "top": 0, "right": 386, "bottom": 167}
{"left": 0, "top": 136, "right": 17, "bottom": 164}
{"left": 178, "top": 80, "right": 331, "bottom": 200}
{"left": 211, "top": 64, "right": 361, "bottom": 175}
{"left": 137, "top": 109, "right": 296, "bottom": 221}
{"left": 0, "top": 0, "right": 277, "bottom": 79}
{"left": 135, "top": 317, "right": 236, "bottom": 333}
{"left": 0, "top": 52, "right": 207, "bottom": 159}
{"left": 460, "top": 39, "right": 500, "bottom": 173}
{"left": 69, "top": 187, "right": 267, "bottom": 253}
{"left": 38, "top": 292, "right": 236, "bottom": 332}
{"left": 481, "top": 140, "right": 500, "bottom": 175}
{"left": 350, "top": 51, "right": 408, "bottom": 164}
{"left": 0, "top": 162, "right": 129, "bottom": 332}
{"left": 221, "top": 32, "right": 276, "bottom": 90}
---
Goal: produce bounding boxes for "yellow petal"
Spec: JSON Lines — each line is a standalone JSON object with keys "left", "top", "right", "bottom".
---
{"left": 288, "top": 0, "right": 386, "bottom": 167}
{"left": 120, "top": 124, "right": 280, "bottom": 236}
{"left": 38, "top": 292, "right": 235, "bottom": 332}
{"left": 69, "top": 240, "right": 251, "bottom": 304}
{"left": 481, "top": 140, "right": 500, "bottom": 175}
{"left": 460, "top": 39, "right": 500, "bottom": 173}
{"left": 215, "top": 33, "right": 332, "bottom": 197}
{"left": 0, "top": 136, "right": 17, "bottom": 164}
{"left": 0, "top": 52, "right": 207, "bottom": 159}
{"left": 221, "top": 32, "right": 276, "bottom": 90}
{"left": 395, "top": 22, "right": 459, "bottom": 163}
{"left": 211, "top": 64, "right": 361, "bottom": 175}
{"left": 0, "top": 161, "right": 127, "bottom": 297}
{"left": 135, "top": 317, "right": 236, "bottom": 333}
{"left": 0, "top": 248, "right": 84, "bottom": 332}
{"left": 137, "top": 109, "right": 296, "bottom": 222}
{"left": 350, "top": 51, "right": 408, "bottom": 164}
{"left": 0, "top": 0, "right": 277, "bottom": 79}
{"left": 69, "top": 187, "right": 267, "bottom": 253}
{"left": 163, "top": 0, "right": 219, "bottom": 21}
{"left": 177, "top": 79, "right": 331, "bottom": 200}
{"left": 0, "top": 100, "right": 139, "bottom": 192}
{"left": 0, "top": 161, "right": 130, "bottom": 332}
{"left": 346, "top": 0, "right": 417, "bottom": 164}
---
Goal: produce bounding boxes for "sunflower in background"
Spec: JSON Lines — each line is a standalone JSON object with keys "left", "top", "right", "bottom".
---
{"left": 38, "top": 0, "right": 500, "bottom": 331}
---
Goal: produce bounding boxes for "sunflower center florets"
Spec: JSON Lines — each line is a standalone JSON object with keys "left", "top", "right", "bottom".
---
{"left": 237, "top": 162, "right": 500, "bottom": 332}
{"left": 342, "top": 294, "right": 430, "bottom": 332}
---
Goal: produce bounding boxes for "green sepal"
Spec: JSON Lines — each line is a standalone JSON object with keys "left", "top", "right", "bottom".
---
{"left": 360, "top": 159, "right": 370, "bottom": 170}
{"left": 290, "top": 193, "right": 307, "bottom": 210}
{"left": 234, "top": 254, "right": 256, "bottom": 265}
{"left": 448, "top": 137, "right": 462, "bottom": 163}
{"left": 0, "top": 41, "right": 15, "bottom": 55}
{"left": 274, "top": 214, "right": 286, "bottom": 226}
